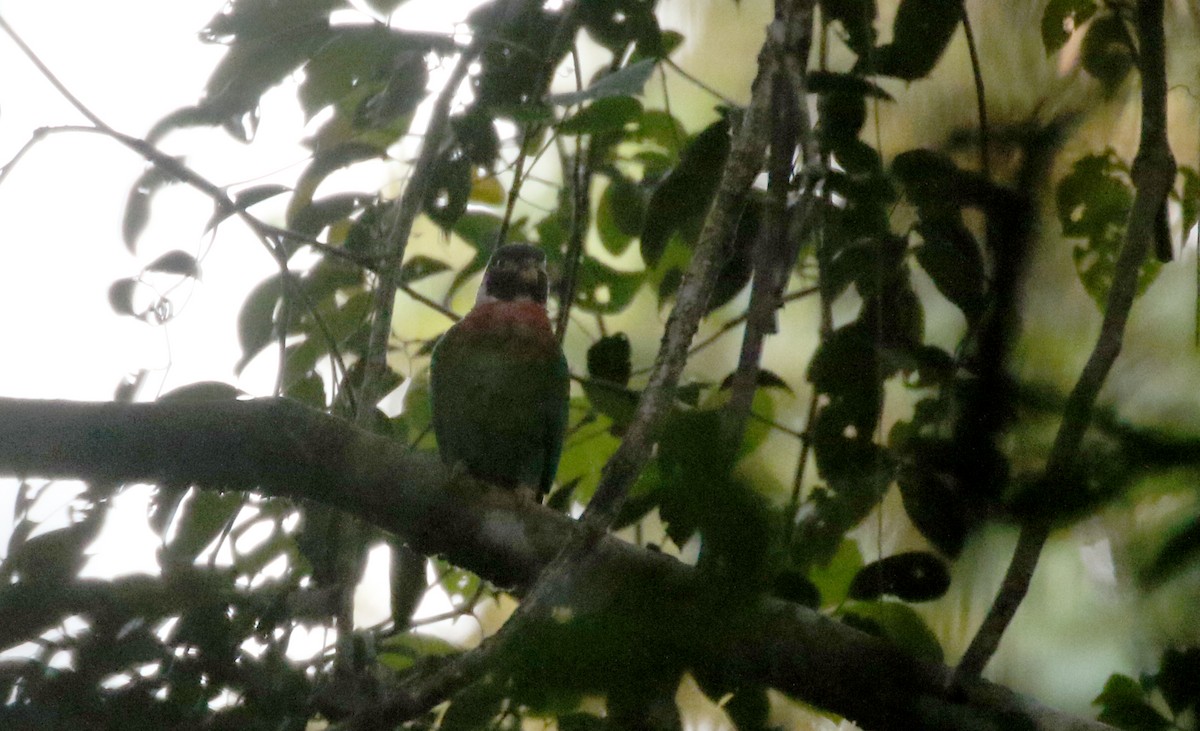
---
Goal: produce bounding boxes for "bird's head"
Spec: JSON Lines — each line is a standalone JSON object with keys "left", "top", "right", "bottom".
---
{"left": 476, "top": 243, "right": 549, "bottom": 306}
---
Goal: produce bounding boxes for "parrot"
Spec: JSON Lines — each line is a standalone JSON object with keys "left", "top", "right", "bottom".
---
{"left": 429, "top": 243, "right": 570, "bottom": 501}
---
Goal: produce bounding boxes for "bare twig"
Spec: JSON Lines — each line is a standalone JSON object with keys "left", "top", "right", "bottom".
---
{"left": 678, "top": 285, "right": 820, "bottom": 360}
{"left": 398, "top": 283, "right": 460, "bottom": 323}
{"left": 952, "top": 0, "right": 1176, "bottom": 684}
{"left": 723, "top": 0, "right": 814, "bottom": 445}
{"left": 356, "top": 38, "right": 487, "bottom": 414}
{"left": 554, "top": 45, "right": 592, "bottom": 343}
{"left": 960, "top": 3, "right": 990, "bottom": 180}
{"left": 583, "top": 42, "right": 777, "bottom": 527}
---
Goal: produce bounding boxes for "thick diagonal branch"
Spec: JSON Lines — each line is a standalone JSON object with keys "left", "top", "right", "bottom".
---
{"left": 0, "top": 396, "right": 1112, "bottom": 731}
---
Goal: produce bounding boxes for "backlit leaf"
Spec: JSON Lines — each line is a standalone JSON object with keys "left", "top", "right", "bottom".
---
{"left": 848, "top": 551, "right": 950, "bottom": 602}
{"left": 841, "top": 600, "right": 944, "bottom": 663}
{"left": 146, "top": 250, "right": 201, "bottom": 279}
{"left": 108, "top": 278, "right": 139, "bottom": 317}
{"left": 547, "top": 59, "right": 657, "bottom": 106}
{"left": 1041, "top": 0, "right": 1098, "bottom": 54}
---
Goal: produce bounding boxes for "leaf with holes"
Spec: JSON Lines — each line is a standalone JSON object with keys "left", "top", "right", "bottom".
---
{"left": 848, "top": 552, "right": 950, "bottom": 602}
{"left": 1057, "top": 151, "right": 1161, "bottom": 309}
{"left": 574, "top": 259, "right": 644, "bottom": 315}
{"left": 1041, "top": 0, "right": 1097, "bottom": 54}
{"left": 1080, "top": 12, "right": 1135, "bottom": 92}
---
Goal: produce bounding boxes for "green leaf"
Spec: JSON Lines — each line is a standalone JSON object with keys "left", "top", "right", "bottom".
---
{"left": 378, "top": 632, "right": 458, "bottom": 673}
{"left": 1093, "top": 674, "right": 1172, "bottom": 731}
{"left": 1141, "top": 516, "right": 1200, "bottom": 586}
{"left": 808, "top": 322, "right": 879, "bottom": 400}
{"left": 286, "top": 372, "right": 327, "bottom": 407}
{"left": 289, "top": 193, "right": 371, "bottom": 237}
{"left": 817, "top": 90, "right": 867, "bottom": 148}
{"left": 807, "top": 539, "right": 864, "bottom": 607}
{"left": 841, "top": 600, "right": 944, "bottom": 663}
{"left": 585, "top": 340, "right": 643, "bottom": 427}
{"left": 1080, "top": 13, "right": 1135, "bottom": 92}
{"left": 161, "top": 491, "right": 244, "bottom": 567}
{"left": 1057, "top": 151, "right": 1161, "bottom": 310}
{"left": 558, "top": 713, "right": 607, "bottom": 731}
{"left": 156, "top": 7, "right": 337, "bottom": 141}
{"left": 547, "top": 58, "right": 657, "bottom": 105}
{"left": 896, "top": 456, "right": 971, "bottom": 558}
{"left": 423, "top": 152, "right": 472, "bottom": 230}
{"left": 579, "top": 0, "right": 663, "bottom": 55}
{"left": 1157, "top": 646, "right": 1200, "bottom": 716}
{"left": 4, "top": 519, "right": 99, "bottom": 584}
{"left": 871, "top": 0, "right": 961, "bottom": 81}
{"left": 145, "top": 250, "right": 201, "bottom": 279}
{"left": 596, "top": 175, "right": 645, "bottom": 256}
{"left": 206, "top": 183, "right": 291, "bottom": 232}
{"left": 558, "top": 96, "right": 643, "bottom": 135}
{"left": 123, "top": 164, "right": 180, "bottom": 253}
{"left": 640, "top": 115, "right": 731, "bottom": 265}
{"left": 807, "top": 70, "right": 894, "bottom": 100}
{"left": 1180, "top": 166, "right": 1199, "bottom": 249}
{"left": 587, "top": 333, "right": 633, "bottom": 386}
{"left": 573, "top": 259, "right": 645, "bottom": 315}
{"left": 848, "top": 551, "right": 950, "bottom": 602}
{"left": 236, "top": 274, "right": 284, "bottom": 373}
{"left": 298, "top": 25, "right": 435, "bottom": 121}
{"left": 439, "top": 680, "right": 506, "bottom": 730}
{"left": 400, "top": 255, "right": 451, "bottom": 284}
{"left": 718, "top": 369, "right": 793, "bottom": 395}
{"left": 632, "top": 109, "right": 686, "bottom": 153}
{"left": 820, "top": 0, "right": 877, "bottom": 57}
{"left": 287, "top": 142, "right": 383, "bottom": 228}
{"left": 771, "top": 570, "right": 821, "bottom": 608}
{"left": 108, "top": 278, "right": 139, "bottom": 317}
{"left": 1041, "top": 0, "right": 1098, "bottom": 54}
{"left": 914, "top": 219, "right": 986, "bottom": 321}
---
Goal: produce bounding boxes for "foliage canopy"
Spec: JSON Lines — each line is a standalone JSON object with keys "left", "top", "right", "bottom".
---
{"left": 1, "top": 0, "right": 1199, "bottom": 729}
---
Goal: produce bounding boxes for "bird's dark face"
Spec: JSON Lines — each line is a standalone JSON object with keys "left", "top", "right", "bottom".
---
{"left": 477, "top": 243, "right": 549, "bottom": 305}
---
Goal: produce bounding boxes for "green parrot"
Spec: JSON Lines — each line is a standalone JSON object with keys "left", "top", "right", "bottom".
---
{"left": 429, "top": 243, "right": 570, "bottom": 500}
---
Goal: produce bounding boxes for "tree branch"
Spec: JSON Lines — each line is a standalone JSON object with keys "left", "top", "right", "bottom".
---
{"left": 0, "top": 396, "right": 1113, "bottom": 731}
{"left": 953, "top": 0, "right": 1177, "bottom": 683}
{"left": 582, "top": 16, "right": 778, "bottom": 528}
{"left": 724, "top": 0, "right": 814, "bottom": 445}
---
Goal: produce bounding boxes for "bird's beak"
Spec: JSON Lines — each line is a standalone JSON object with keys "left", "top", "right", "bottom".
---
{"left": 520, "top": 267, "right": 542, "bottom": 286}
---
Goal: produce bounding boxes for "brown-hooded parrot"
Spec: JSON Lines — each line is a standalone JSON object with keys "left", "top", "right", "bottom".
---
{"left": 429, "top": 243, "right": 570, "bottom": 501}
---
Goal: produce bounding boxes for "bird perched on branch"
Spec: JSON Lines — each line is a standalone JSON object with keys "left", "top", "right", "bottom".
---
{"left": 430, "top": 243, "right": 570, "bottom": 501}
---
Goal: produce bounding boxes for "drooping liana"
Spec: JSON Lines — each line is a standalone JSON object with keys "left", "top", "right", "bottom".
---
{"left": 429, "top": 243, "right": 570, "bottom": 500}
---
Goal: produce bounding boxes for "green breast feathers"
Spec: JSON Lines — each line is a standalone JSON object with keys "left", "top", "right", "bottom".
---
{"left": 429, "top": 244, "right": 570, "bottom": 500}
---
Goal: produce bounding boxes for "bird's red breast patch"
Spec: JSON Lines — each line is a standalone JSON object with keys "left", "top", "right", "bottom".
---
{"left": 455, "top": 300, "right": 558, "bottom": 355}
